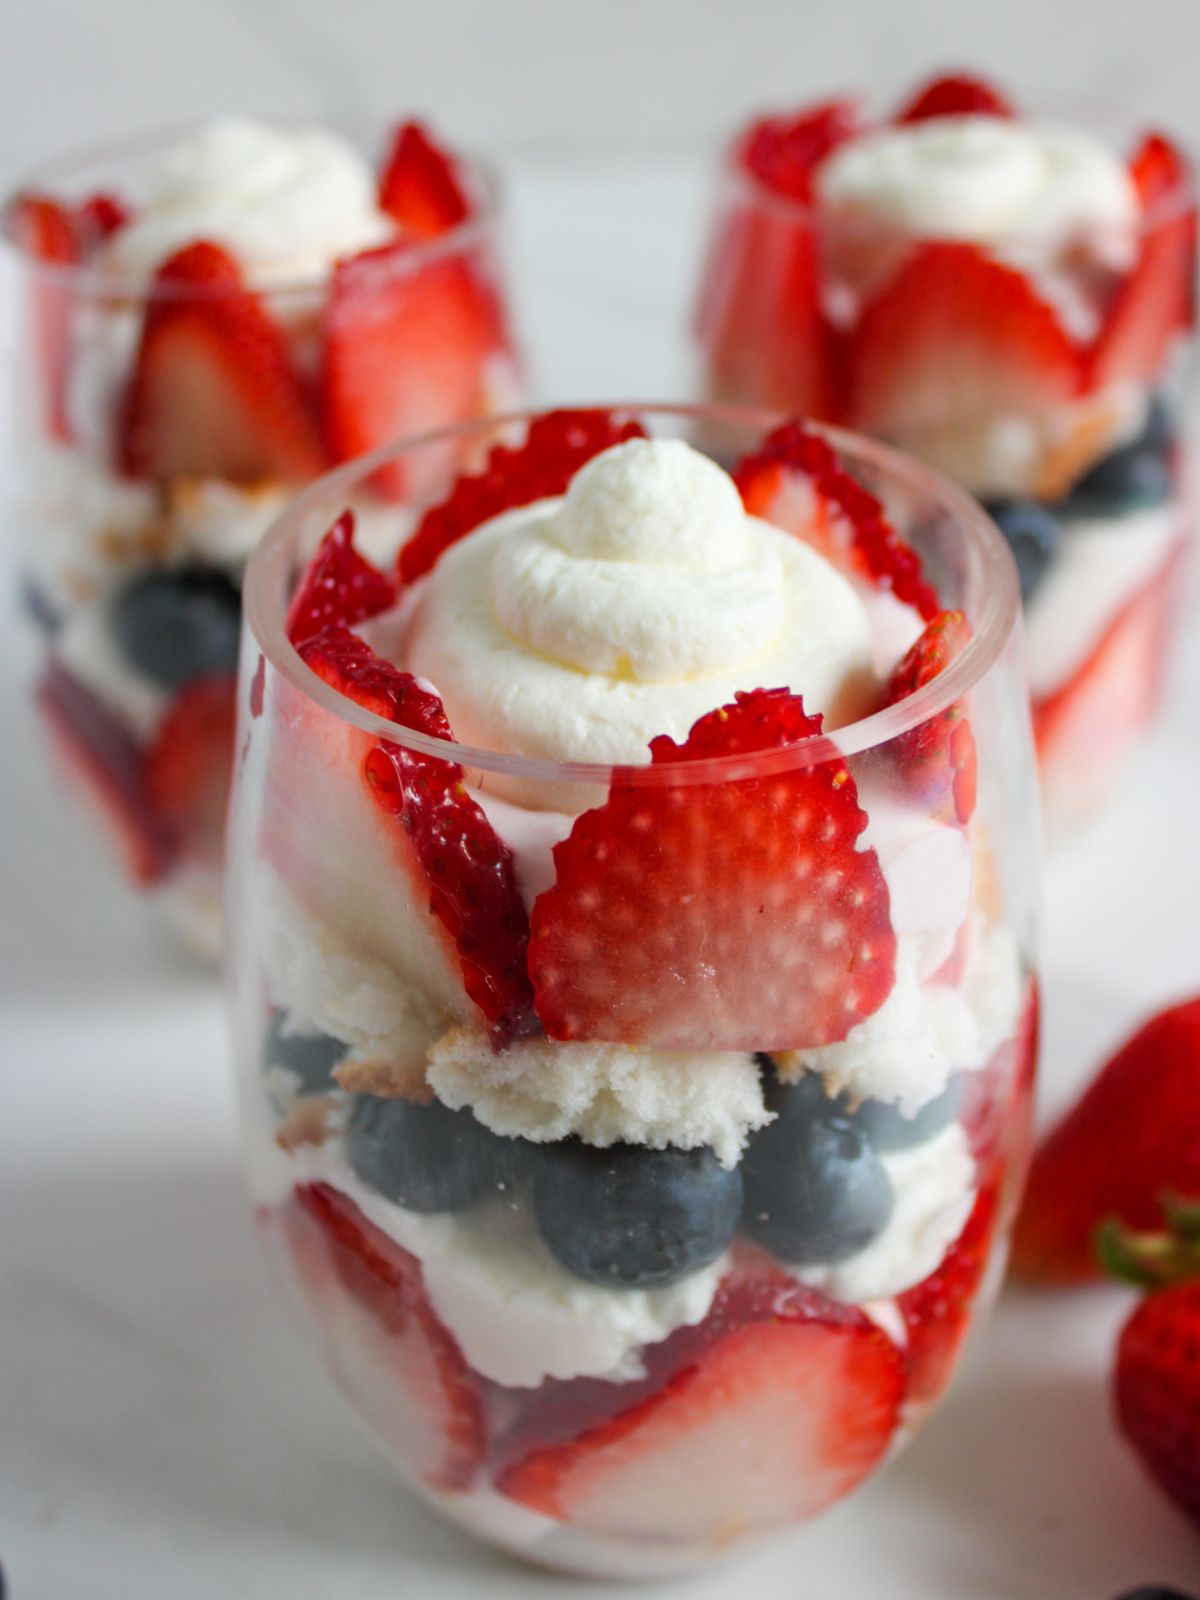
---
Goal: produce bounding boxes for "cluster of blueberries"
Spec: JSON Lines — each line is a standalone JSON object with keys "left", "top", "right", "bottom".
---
{"left": 986, "top": 395, "right": 1177, "bottom": 604}
{"left": 267, "top": 1016, "right": 962, "bottom": 1291}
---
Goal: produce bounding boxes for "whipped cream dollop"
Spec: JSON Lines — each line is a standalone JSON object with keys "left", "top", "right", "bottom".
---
{"left": 99, "top": 117, "right": 395, "bottom": 286}
{"left": 404, "top": 439, "right": 876, "bottom": 791}
{"left": 818, "top": 116, "right": 1138, "bottom": 265}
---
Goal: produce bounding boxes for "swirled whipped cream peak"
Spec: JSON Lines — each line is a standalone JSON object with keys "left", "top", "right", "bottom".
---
{"left": 403, "top": 437, "right": 878, "bottom": 783}
{"left": 98, "top": 117, "right": 395, "bottom": 286}
{"left": 818, "top": 115, "right": 1138, "bottom": 263}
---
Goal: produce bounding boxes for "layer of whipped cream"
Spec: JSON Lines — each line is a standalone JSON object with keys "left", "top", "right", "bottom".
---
{"left": 98, "top": 117, "right": 396, "bottom": 287}
{"left": 818, "top": 116, "right": 1138, "bottom": 268}
{"left": 257, "top": 1136, "right": 727, "bottom": 1388}
{"left": 404, "top": 440, "right": 878, "bottom": 799}
{"left": 1025, "top": 500, "right": 1183, "bottom": 697}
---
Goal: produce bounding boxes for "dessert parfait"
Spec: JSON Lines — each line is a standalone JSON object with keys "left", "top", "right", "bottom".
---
{"left": 695, "top": 72, "right": 1196, "bottom": 831}
{"left": 229, "top": 406, "right": 1040, "bottom": 1577}
{"left": 3, "top": 116, "right": 518, "bottom": 953}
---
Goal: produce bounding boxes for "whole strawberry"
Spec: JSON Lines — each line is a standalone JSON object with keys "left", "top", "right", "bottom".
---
{"left": 1012, "top": 998, "right": 1200, "bottom": 1284}
{"left": 1104, "top": 1204, "right": 1200, "bottom": 1530}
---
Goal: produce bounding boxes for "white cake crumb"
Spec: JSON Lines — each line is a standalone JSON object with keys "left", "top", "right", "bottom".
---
{"left": 427, "top": 1022, "right": 771, "bottom": 1169}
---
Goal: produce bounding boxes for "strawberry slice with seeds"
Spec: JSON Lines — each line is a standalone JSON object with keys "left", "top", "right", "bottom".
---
{"left": 498, "top": 1273, "right": 903, "bottom": 1538}
{"left": 378, "top": 121, "right": 472, "bottom": 238}
{"left": 397, "top": 407, "right": 647, "bottom": 584}
{"left": 1089, "top": 133, "right": 1196, "bottom": 390}
{"left": 881, "top": 608, "right": 977, "bottom": 823}
{"left": 529, "top": 686, "right": 895, "bottom": 1051}
{"left": 696, "top": 102, "right": 859, "bottom": 418}
{"left": 298, "top": 622, "right": 533, "bottom": 1044}
{"left": 322, "top": 239, "right": 502, "bottom": 500}
{"left": 144, "top": 675, "right": 238, "bottom": 862}
{"left": 898, "top": 1178, "right": 1000, "bottom": 1404}
{"left": 292, "top": 1182, "right": 485, "bottom": 1490}
{"left": 733, "top": 420, "right": 940, "bottom": 619}
{"left": 36, "top": 662, "right": 177, "bottom": 885}
{"left": 120, "top": 240, "right": 324, "bottom": 483}
{"left": 10, "top": 192, "right": 81, "bottom": 442}
{"left": 285, "top": 510, "right": 398, "bottom": 649}
{"left": 846, "top": 242, "right": 1083, "bottom": 496}
{"left": 895, "top": 72, "right": 1015, "bottom": 123}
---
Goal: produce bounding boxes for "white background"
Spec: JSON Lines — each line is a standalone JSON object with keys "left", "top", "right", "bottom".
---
{"left": 3, "top": 5, "right": 1200, "bottom": 1598}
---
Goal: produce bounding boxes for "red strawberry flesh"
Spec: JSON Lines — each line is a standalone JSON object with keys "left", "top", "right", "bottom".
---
{"left": 120, "top": 240, "right": 324, "bottom": 483}
{"left": 378, "top": 121, "right": 472, "bottom": 238}
{"left": 498, "top": 1272, "right": 903, "bottom": 1539}
{"left": 881, "top": 608, "right": 977, "bottom": 821}
{"left": 285, "top": 510, "right": 398, "bottom": 649}
{"left": 739, "top": 99, "right": 864, "bottom": 203}
{"left": 528, "top": 686, "right": 896, "bottom": 1051}
{"left": 896, "top": 73, "right": 1015, "bottom": 123}
{"left": 899, "top": 1179, "right": 999, "bottom": 1403}
{"left": 1115, "top": 1280, "right": 1200, "bottom": 1527}
{"left": 398, "top": 408, "right": 647, "bottom": 584}
{"left": 293, "top": 1182, "right": 485, "bottom": 1489}
{"left": 143, "top": 674, "right": 238, "bottom": 856}
{"left": 734, "top": 420, "right": 940, "bottom": 619}
{"left": 298, "top": 623, "right": 533, "bottom": 1044}
{"left": 10, "top": 193, "right": 80, "bottom": 442}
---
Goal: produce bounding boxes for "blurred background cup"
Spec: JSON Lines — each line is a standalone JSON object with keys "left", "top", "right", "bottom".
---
{"left": 0, "top": 117, "right": 520, "bottom": 960}
{"left": 692, "top": 83, "right": 1197, "bottom": 835}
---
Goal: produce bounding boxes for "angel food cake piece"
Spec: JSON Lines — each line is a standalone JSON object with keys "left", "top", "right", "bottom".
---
{"left": 239, "top": 409, "right": 1037, "bottom": 1568}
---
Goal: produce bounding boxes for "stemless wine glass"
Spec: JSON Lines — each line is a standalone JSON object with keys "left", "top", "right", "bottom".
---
{"left": 1, "top": 120, "right": 519, "bottom": 959}
{"left": 693, "top": 92, "right": 1197, "bottom": 834}
{"left": 228, "top": 405, "right": 1040, "bottom": 1580}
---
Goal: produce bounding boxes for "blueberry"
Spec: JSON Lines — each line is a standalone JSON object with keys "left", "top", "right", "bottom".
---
{"left": 851, "top": 1075, "right": 965, "bottom": 1153}
{"left": 110, "top": 565, "right": 242, "bottom": 690}
{"left": 986, "top": 500, "right": 1064, "bottom": 604}
{"left": 20, "top": 575, "right": 62, "bottom": 634}
{"left": 743, "top": 1079, "right": 894, "bottom": 1265}
{"left": 532, "top": 1142, "right": 743, "bottom": 1289}
{"left": 1060, "top": 395, "right": 1176, "bottom": 517}
{"left": 263, "top": 1010, "right": 345, "bottom": 1096}
{"left": 347, "top": 1094, "right": 514, "bottom": 1213}
{"left": 1112, "top": 1590, "right": 1200, "bottom": 1600}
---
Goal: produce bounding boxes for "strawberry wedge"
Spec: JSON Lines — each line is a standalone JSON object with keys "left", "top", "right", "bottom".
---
{"left": 734, "top": 420, "right": 939, "bottom": 619}
{"left": 378, "top": 121, "right": 472, "bottom": 238}
{"left": 285, "top": 509, "right": 398, "bottom": 649}
{"left": 529, "top": 686, "right": 895, "bottom": 1051}
{"left": 499, "top": 1275, "right": 903, "bottom": 1540}
{"left": 120, "top": 240, "right": 325, "bottom": 482}
{"left": 10, "top": 194, "right": 81, "bottom": 442}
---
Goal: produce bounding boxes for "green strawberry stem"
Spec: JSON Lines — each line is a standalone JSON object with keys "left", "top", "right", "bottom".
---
{"left": 1099, "top": 1196, "right": 1200, "bottom": 1289}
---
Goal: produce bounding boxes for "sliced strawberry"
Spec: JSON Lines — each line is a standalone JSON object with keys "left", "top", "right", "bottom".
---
{"left": 528, "top": 686, "right": 895, "bottom": 1051}
{"left": 1033, "top": 534, "right": 1183, "bottom": 832}
{"left": 895, "top": 73, "right": 1015, "bottom": 123}
{"left": 322, "top": 239, "right": 501, "bottom": 500}
{"left": 899, "top": 1179, "right": 1000, "bottom": 1404}
{"left": 963, "top": 977, "right": 1041, "bottom": 1170}
{"left": 498, "top": 1273, "right": 903, "bottom": 1539}
{"left": 733, "top": 420, "right": 939, "bottom": 619}
{"left": 292, "top": 1182, "right": 485, "bottom": 1490}
{"left": 881, "top": 608, "right": 976, "bottom": 822}
{"left": 298, "top": 623, "right": 533, "bottom": 1043}
{"left": 397, "top": 407, "right": 646, "bottom": 584}
{"left": 284, "top": 510, "right": 398, "bottom": 648}
{"left": 378, "top": 121, "right": 472, "bottom": 238}
{"left": 846, "top": 242, "right": 1083, "bottom": 495}
{"left": 144, "top": 675, "right": 238, "bottom": 859}
{"left": 696, "top": 102, "right": 860, "bottom": 418}
{"left": 36, "top": 662, "right": 177, "bottom": 885}
{"left": 10, "top": 192, "right": 80, "bottom": 442}
{"left": 1089, "top": 133, "right": 1197, "bottom": 390}
{"left": 1013, "top": 997, "right": 1200, "bottom": 1285}
{"left": 120, "top": 240, "right": 324, "bottom": 483}
{"left": 75, "top": 191, "right": 132, "bottom": 248}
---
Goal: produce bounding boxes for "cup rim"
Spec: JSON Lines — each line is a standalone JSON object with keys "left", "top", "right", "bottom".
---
{"left": 243, "top": 403, "right": 1023, "bottom": 789}
{"left": 0, "top": 115, "right": 501, "bottom": 302}
{"left": 719, "top": 98, "right": 1196, "bottom": 237}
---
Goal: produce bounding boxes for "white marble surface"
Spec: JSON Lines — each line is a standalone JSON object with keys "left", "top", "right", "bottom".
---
{"left": 2, "top": 151, "right": 1200, "bottom": 1599}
